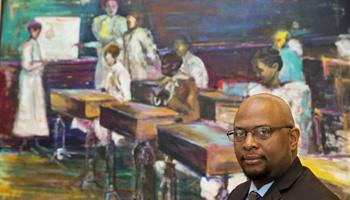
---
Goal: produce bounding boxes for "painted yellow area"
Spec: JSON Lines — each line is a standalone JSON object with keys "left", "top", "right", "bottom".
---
{"left": 68, "top": 91, "right": 114, "bottom": 102}
{"left": 0, "top": 185, "right": 16, "bottom": 195}
{"left": 77, "top": 95, "right": 113, "bottom": 102}
{"left": 0, "top": 154, "right": 20, "bottom": 162}
{"left": 100, "top": 18, "right": 112, "bottom": 38}
{"left": 273, "top": 30, "right": 288, "bottom": 49}
{"left": 301, "top": 156, "right": 350, "bottom": 187}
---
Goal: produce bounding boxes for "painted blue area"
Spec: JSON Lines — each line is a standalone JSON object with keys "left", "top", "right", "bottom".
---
{"left": 0, "top": 0, "right": 128, "bottom": 59}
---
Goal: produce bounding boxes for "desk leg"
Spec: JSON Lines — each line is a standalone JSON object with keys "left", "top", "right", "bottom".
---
{"left": 80, "top": 128, "right": 99, "bottom": 190}
{"left": 51, "top": 115, "right": 71, "bottom": 161}
{"left": 104, "top": 130, "right": 122, "bottom": 200}
{"left": 214, "top": 176, "right": 229, "bottom": 200}
{"left": 133, "top": 140, "right": 156, "bottom": 200}
{"left": 161, "top": 156, "right": 177, "bottom": 200}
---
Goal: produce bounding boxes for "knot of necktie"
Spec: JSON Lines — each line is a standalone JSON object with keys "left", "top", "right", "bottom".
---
{"left": 248, "top": 191, "right": 262, "bottom": 200}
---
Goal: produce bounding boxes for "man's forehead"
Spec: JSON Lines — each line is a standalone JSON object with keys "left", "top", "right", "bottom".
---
{"left": 234, "top": 102, "right": 276, "bottom": 125}
{"left": 235, "top": 94, "right": 294, "bottom": 127}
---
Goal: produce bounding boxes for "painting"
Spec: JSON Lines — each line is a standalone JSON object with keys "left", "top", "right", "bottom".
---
{"left": 0, "top": 0, "right": 349, "bottom": 199}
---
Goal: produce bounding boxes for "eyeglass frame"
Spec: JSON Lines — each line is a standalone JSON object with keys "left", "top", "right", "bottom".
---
{"left": 226, "top": 125, "right": 294, "bottom": 142}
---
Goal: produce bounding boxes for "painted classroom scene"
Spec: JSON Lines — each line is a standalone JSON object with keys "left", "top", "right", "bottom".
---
{"left": 0, "top": 0, "right": 349, "bottom": 199}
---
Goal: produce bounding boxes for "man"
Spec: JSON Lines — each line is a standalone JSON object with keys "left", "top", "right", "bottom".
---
{"left": 222, "top": 48, "right": 312, "bottom": 154}
{"left": 174, "top": 38, "right": 209, "bottom": 88}
{"left": 273, "top": 30, "right": 304, "bottom": 84}
{"left": 228, "top": 93, "right": 339, "bottom": 200}
{"left": 123, "top": 12, "right": 161, "bottom": 80}
{"left": 154, "top": 52, "right": 199, "bottom": 123}
{"left": 91, "top": 0, "right": 127, "bottom": 89}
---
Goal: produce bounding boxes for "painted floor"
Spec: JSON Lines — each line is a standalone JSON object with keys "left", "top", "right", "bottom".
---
{"left": 0, "top": 142, "right": 350, "bottom": 200}
{"left": 0, "top": 142, "right": 202, "bottom": 200}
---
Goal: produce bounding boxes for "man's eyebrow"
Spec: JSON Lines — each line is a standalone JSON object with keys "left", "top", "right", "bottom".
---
{"left": 254, "top": 124, "right": 270, "bottom": 128}
{"left": 234, "top": 124, "right": 270, "bottom": 129}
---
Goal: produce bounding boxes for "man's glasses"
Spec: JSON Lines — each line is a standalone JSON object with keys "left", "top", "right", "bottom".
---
{"left": 227, "top": 125, "right": 293, "bottom": 142}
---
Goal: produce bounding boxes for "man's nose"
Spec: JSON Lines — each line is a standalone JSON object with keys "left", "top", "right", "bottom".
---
{"left": 242, "top": 132, "right": 258, "bottom": 150}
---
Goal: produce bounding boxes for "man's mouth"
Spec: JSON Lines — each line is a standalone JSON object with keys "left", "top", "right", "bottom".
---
{"left": 242, "top": 154, "right": 264, "bottom": 165}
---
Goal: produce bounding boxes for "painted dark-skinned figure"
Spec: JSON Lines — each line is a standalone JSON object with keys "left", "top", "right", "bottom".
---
{"left": 222, "top": 48, "right": 312, "bottom": 155}
{"left": 154, "top": 52, "right": 200, "bottom": 123}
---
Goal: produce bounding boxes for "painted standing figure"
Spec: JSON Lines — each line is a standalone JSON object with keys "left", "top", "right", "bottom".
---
{"left": 123, "top": 12, "right": 161, "bottom": 80}
{"left": 91, "top": 0, "right": 127, "bottom": 89}
{"left": 13, "top": 20, "right": 49, "bottom": 138}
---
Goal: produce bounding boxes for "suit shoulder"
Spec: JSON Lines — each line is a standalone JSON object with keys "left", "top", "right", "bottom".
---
{"left": 289, "top": 167, "right": 340, "bottom": 199}
{"left": 228, "top": 181, "right": 249, "bottom": 200}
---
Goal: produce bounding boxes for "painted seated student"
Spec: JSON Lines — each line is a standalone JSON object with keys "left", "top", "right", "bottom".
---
{"left": 222, "top": 48, "right": 312, "bottom": 155}
{"left": 71, "top": 43, "right": 131, "bottom": 145}
{"left": 273, "top": 30, "right": 304, "bottom": 84}
{"left": 174, "top": 38, "right": 209, "bottom": 89}
{"left": 102, "top": 43, "right": 131, "bottom": 102}
{"left": 153, "top": 52, "right": 200, "bottom": 123}
{"left": 123, "top": 12, "right": 161, "bottom": 80}
{"left": 13, "top": 20, "right": 49, "bottom": 150}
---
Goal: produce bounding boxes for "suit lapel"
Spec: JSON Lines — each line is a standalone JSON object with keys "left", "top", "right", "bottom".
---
{"left": 229, "top": 181, "right": 250, "bottom": 200}
{"left": 263, "top": 157, "right": 304, "bottom": 200}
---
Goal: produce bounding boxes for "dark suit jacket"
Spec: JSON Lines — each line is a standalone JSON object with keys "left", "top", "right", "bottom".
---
{"left": 228, "top": 157, "right": 339, "bottom": 200}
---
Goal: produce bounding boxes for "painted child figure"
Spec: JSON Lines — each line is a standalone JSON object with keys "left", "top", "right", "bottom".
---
{"left": 273, "top": 30, "right": 304, "bottom": 84}
{"left": 174, "top": 38, "right": 209, "bottom": 89}
{"left": 154, "top": 52, "right": 200, "bottom": 123}
{"left": 103, "top": 43, "right": 131, "bottom": 102}
{"left": 71, "top": 43, "right": 131, "bottom": 145}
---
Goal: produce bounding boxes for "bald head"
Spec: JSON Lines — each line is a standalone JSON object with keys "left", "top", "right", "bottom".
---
{"left": 234, "top": 93, "right": 295, "bottom": 128}
{"left": 233, "top": 93, "right": 300, "bottom": 185}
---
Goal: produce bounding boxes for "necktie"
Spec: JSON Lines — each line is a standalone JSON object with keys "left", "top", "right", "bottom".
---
{"left": 248, "top": 191, "right": 262, "bottom": 200}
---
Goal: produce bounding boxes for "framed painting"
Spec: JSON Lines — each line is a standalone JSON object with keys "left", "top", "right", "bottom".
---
{"left": 0, "top": 0, "right": 349, "bottom": 199}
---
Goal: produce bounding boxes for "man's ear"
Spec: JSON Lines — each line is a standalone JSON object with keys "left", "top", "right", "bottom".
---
{"left": 289, "top": 128, "right": 300, "bottom": 151}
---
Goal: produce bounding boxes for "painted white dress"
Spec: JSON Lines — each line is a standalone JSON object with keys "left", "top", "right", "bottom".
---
{"left": 13, "top": 39, "right": 49, "bottom": 137}
{"left": 91, "top": 14, "right": 127, "bottom": 89}
{"left": 103, "top": 61, "right": 131, "bottom": 102}
{"left": 123, "top": 27, "right": 161, "bottom": 80}
{"left": 71, "top": 61, "right": 131, "bottom": 145}
{"left": 180, "top": 51, "right": 209, "bottom": 88}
